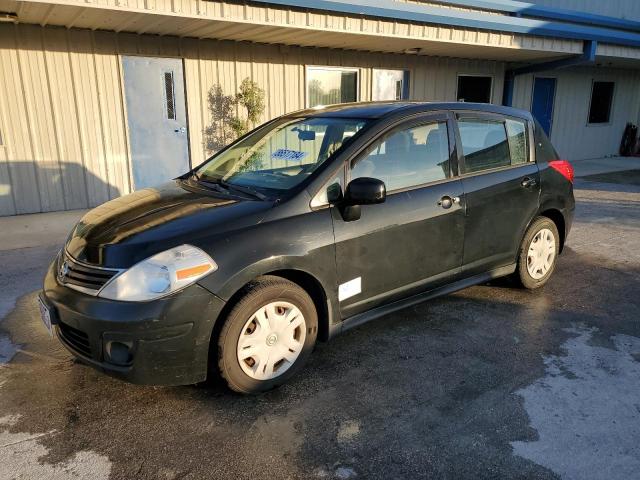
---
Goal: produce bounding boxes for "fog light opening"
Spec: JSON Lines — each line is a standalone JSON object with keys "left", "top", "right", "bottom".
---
{"left": 105, "top": 341, "right": 133, "bottom": 366}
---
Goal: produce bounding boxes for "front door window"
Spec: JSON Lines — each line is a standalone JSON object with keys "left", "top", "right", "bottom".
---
{"left": 351, "top": 121, "right": 450, "bottom": 191}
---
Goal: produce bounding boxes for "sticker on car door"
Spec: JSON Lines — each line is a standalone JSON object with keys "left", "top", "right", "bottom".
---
{"left": 339, "top": 277, "right": 362, "bottom": 301}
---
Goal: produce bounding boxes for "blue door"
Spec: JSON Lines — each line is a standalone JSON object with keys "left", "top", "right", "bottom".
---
{"left": 122, "top": 56, "right": 190, "bottom": 190}
{"left": 531, "top": 78, "right": 556, "bottom": 136}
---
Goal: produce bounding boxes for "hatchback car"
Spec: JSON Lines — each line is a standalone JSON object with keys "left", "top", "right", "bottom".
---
{"left": 40, "top": 102, "right": 574, "bottom": 394}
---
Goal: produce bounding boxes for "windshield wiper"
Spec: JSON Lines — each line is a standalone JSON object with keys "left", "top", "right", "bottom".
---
{"left": 218, "top": 180, "right": 268, "bottom": 201}
{"left": 194, "top": 173, "right": 267, "bottom": 201}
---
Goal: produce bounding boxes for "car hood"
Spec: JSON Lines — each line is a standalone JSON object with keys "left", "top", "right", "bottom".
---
{"left": 65, "top": 181, "right": 274, "bottom": 268}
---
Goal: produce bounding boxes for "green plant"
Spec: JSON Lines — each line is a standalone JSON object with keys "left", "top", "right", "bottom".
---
{"left": 203, "top": 85, "right": 236, "bottom": 154}
{"left": 203, "top": 78, "right": 266, "bottom": 156}
{"left": 233, "top": 78, "right": 265, "bottom": 137}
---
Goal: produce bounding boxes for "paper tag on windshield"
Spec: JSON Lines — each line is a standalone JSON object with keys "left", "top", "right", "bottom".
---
{"left": 271, "top": 149, "right": 308, "bottom": 162}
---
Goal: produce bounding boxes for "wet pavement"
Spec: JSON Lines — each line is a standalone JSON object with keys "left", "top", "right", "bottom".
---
{"left": 0, "top": 164, "right": 639, "bottom": 480}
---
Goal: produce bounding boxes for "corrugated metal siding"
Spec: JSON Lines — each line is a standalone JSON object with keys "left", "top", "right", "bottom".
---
{"left": 598, "top": 43, "right": 640, "bottom": 61}
{"left": 0, "top": 23, "right": 504, "bottom": 215}
{"left": 0, "top": 25, "right": 132, "bottom": 216}
{"left": 512, "top": 66, "right": 640, "bottom": 160}
{"left": 184, "top": 40, "right": 504, "bottom": 163}
{"left": 527, "top": 0, "right": 640, "bottom": 23}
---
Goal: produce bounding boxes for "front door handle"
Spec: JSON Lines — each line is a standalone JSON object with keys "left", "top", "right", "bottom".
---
{"left": 438, "top": 195, "right": 461, "bottom": 209}
{"left": 521, "top": 177, "right": 538, "bottom": 188}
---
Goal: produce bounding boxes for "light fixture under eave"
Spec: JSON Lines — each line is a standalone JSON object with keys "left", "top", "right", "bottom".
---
{"left": 0, "top": 12, "right": 18, "bottom": 23}
{"left": 403, "top": 47, "right": 422, "bottom": 55}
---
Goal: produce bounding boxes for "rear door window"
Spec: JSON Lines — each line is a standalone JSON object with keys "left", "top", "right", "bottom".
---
{"left": 458, "top": 119, "right": 510, "bottom": 173}
{"left": 458, "top": 117, "right": 531, "bottom": 173}
{"left": 351, "top": 121, "right": 450, "bottom": 192}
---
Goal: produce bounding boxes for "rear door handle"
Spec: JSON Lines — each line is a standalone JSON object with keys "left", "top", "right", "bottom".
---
{"left": 521, "top": 177, "right": 538, "bottom": 188}
{"left": 438, "top": 195, "right": 461, "bottom": 209}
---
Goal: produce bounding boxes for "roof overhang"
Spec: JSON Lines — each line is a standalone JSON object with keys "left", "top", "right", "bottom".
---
{"left": 246, "top": 0, "right": 640, "bottom": 48}
{"left": 0, "top": 0, "right": 585, "bottom": 63}
{"left": 2, "top": 0, "right": 640, "bottom": 68}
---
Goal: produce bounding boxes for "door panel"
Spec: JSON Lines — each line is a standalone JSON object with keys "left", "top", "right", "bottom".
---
{"left": 456, "top": 113, "right": 540, "bottom": 276}
{"left": 460, "top": 164, "right": 540, "bottom": 276}
{"left": 332, "top": 114, "right": 464, "bottom": 318}
{"left": 122, "top": 56, "right": 190, "bottom": 190}
{"left": 531, "top": 78, "right": 556, "bottom": 136}
{"left": 333, "top": 181, "right": 465, "bottom": 318}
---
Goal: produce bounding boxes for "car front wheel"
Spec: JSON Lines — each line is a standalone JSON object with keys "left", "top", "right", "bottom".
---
{"left": 217, "top": 276, "right": 318, "bottom": 394}
{"left": 515, "top": 216, "right": 560, "bottom": 289}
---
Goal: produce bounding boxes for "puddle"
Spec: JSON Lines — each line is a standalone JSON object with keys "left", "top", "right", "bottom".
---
{"left": 512, "top": 326, "right": 640, "bottom": 479}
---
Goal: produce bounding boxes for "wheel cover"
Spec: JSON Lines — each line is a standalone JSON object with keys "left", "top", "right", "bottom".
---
{"left": 527, "top": 228, "right": 556, "bottom": 280}
{"left": 236, "top": 301, "right": 306, "bottom": 381}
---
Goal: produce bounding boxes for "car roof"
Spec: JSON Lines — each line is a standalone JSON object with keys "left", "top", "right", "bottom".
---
{"left": 289, "top": 101, "right": 532, "bottom": 121}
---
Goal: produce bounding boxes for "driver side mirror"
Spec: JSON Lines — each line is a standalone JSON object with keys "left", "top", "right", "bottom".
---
{"left": 344, "top": 177, "right": 386, "bottom": 206}
{"left": 339, "top": 177, "right": 386, "bottom": 222}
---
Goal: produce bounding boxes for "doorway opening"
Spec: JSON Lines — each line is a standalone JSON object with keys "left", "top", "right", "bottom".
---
{"left": 531, "top": 77, "right": 557, "bottom": 136}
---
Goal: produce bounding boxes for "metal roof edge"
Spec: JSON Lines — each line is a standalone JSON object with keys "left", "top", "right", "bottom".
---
{"left": 423, "top": 0, "right": 640, "bottom": 33}
{"left": 247, "top": 0, "right": 640, "bottom": 48}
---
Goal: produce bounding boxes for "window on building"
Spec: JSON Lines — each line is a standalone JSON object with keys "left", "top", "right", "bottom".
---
{"left": 588, "top": 81, "right": 615, "bottom": 124}
{"left": 351, "top": 121, "right": 450, "bottom": 192}
{"left": 307, "top": 67, "right": 358, "bottom": 107}
{"left": 163, "top": 71, "right": 176, "bottom": 120}
{"left": 457, "top": 75, "right": 493, "bottom": 103}
{"left": 372, "top": 69, "right": 409, "bottom": 101}
{"left": 458, "top": 119, "right": 510, "bottom": 173}
{"left": 505, "top": 119, "right": 529, "bottom": 165}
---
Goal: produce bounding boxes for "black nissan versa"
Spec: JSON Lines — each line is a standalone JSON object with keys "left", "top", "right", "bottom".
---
{"left": 39, "top": 102, "right": 575, "bottom": 394}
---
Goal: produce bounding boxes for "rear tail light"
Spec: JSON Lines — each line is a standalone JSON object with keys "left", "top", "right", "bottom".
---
{"left": 548, "top": 160, "right": 574, "bottom": 183}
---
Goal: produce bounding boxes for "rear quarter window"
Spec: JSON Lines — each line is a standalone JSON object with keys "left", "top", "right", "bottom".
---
{"left": 505, "top": 119, "right": 528, "bottom": 165}
{"left": 533, "top": 119, "right": 560, "bottom": 163}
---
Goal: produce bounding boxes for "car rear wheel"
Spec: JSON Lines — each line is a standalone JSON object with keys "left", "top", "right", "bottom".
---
{"left": 217, "top": 276, "right": 317, "bottom": 394}
{"left": 515, "top": 216, "right": 560, "bottom": 289}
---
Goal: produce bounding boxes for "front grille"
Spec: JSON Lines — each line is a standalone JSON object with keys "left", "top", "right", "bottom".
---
{"left": 58, "top": 253, "right": 120, "bottom": 294}
{"left": 58, "top": 321, "right": 92, "bottom": 358}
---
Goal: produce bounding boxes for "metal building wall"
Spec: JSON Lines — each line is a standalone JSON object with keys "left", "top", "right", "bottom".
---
{"left": 527, "top": 0, "right": 640, "bottom": 23}
{"left": 0, "top": 25, "right": 131, "bottom": 216}
{"left": 511, "top": 66, "right": 640, "bottom": 160}
{"left": 0, "top": 23, "right": 504, "bottom": 216}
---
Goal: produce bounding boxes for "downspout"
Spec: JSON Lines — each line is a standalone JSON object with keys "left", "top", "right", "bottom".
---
{"left": 503, "top": 40, "right": 597, "bottom": 106}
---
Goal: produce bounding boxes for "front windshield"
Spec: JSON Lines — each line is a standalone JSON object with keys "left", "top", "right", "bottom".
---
{"left": 196, "top": 116, "right": 368, "bottom": 192}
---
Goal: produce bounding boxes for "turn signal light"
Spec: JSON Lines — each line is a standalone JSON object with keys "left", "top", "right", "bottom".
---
{"left": 548, "top": 160, "right": 574, "bottom": 183}
{"left": 176, "top": 264, "right": 213, "bottom": 281}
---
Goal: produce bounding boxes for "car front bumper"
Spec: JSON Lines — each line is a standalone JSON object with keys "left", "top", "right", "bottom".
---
{"left": 41, "top": 260, "right": 226, "bottom": 386}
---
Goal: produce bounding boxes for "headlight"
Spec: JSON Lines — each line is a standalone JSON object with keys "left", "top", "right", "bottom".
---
{"left": 99, "top": 245, "right": 217, "bottom": 301}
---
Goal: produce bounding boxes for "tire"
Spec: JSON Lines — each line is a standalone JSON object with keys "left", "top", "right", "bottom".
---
{"left": 514, "top": 216, "right": 560, "bottom": 289}
{"left": 217, "top": 275, "right": 318, "bottom": 394}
